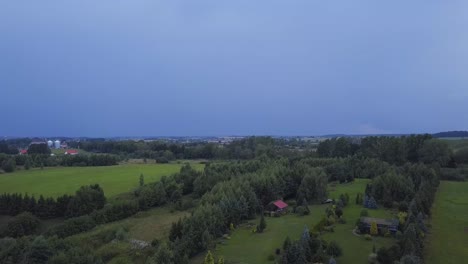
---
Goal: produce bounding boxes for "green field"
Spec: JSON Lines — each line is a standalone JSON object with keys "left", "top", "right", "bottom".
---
{"left": 202, "top": 179, "right": 395, "bottom": 264}
{"left": 0, "top": 163, "right": 204, "bottom": 198}
{"left": 425, "top": 181, "right": 468, "bottom": 264}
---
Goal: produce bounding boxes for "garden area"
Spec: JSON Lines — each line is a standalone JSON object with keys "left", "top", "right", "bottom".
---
{"left": 193, "top": 179, "right": 397, "bottom": 264}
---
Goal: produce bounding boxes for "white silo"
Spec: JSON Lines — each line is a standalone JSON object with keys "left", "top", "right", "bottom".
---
{"left": 47, "top": 140, "right": 53, "bottom": 148}
{"left": 54, "top": 140, "right": 61, "bottom": 149}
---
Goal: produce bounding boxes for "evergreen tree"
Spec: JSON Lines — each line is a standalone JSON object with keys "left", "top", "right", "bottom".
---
{"left": 217, "top": 256, "right": 225, "bottom": 264}
{"left": 204, "top": 250, "right": 215, "bottom": 264}
{"left": 370, "top": 221, "right": 378, "bottom": 236}
{"left": 258, "top": 214, "right": 267, "bottom": 233}
{"left": 140, "top": 174, "right": 145, "bottom": 187}
{"left": 283, "top": 236, "right": 292, "bottom": 251}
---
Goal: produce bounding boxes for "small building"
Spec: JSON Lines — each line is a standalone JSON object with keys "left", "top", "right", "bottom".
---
{"left": 359, "top": 217, "right": 399, "bottom": 233}
{"left": 64, "top": 150, "right": 79, "bottom": 155}
{"left": 19, "top": 149, "right": 27, "bottom": 155}
{"left": 265, "top": 200, "right": 289, "bottom": 216}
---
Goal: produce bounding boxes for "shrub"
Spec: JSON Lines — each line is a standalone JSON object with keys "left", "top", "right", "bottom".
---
{"left": 151, "top": 238, "right": 160, "bottom": 248}
{"left": 364, "top": 234, "right": 372, "bottom": 241}
{"left": 6, "top": 212, "right": 40, "bottom": 237}
{"left": 326, "top": 241, "right": 343, "bottom": 257}
{"left": 296, "top": 206, "right": 308, "bottom": 216}
{"left": 275, "top": 248, "right": 281, "bottom": 255}
{"left": 115, "top": 227, "right": 128, "bottom": 241}
{"left": 327, "top": 215, "right": 336, "bottom": 225}
{"left": 323, "top": 226, "right": 335, "bottom": 232}
{"left": 1, "top": 158, "right": 16, "bottom": 173}
{"left": 48, "top": 215, "right": 96, "bottom": 238}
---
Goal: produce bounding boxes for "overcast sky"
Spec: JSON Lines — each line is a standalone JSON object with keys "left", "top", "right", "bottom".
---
{"left": 1, "top": 1, "right": 467, "bottom": 137}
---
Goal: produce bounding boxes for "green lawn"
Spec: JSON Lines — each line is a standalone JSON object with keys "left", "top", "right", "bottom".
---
{"left": 0, "top": 163, "right": 204, "bottom": 198}
{"left": 322, "top": 180, "right": 395, "bottom": 264}
{"left": 70, "top": 206, "right": 189, "bottom": 243}
{"left": 202, "top": 179, "right": 395, "bottom": 264}
{"left": 425, "top": 181, "right": 468, "bottom": 264}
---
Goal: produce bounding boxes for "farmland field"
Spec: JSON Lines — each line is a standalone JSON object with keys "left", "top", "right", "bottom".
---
{"left": 425, "top": 181, "right": 468, "bottom": 264}
{"left": 0, "top": 163, "right": 204, "bottom": 198}
{"left": 199, "top": 179, "right": 395, "bottom": 264}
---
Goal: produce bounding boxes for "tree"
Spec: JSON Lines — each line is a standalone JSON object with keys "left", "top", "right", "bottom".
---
{"left": 297, "top": 168, "right": 328, "bottom": 202}
{"left": 399, "top": 255, "right": 421, "bottom": 264}
{"left": 326, "top": 241, "right": 343, "bottom": 257}
{"left": 65, "top": 184, "right": 106, "bottom": 218}
{"left": 28, "top": 144, "right": 51, "bottom": 155}
{"left": 148, "top": 243, "right": 174, "bottom": 264}
{"left": 283, "top": 236, "right": 292, "bottom": 251}
{"left": 217, "top": 256, "right": 225, "bottom": 264}
{"left": 24, "top": 158, "right": 32, "bottom": 170}
{"left": 258, "top": 214, "right": 267, "bottom": 233}
{"left": 418, "top": 139, "right": 451, "bottom": 166}
{"left": 6, "top": 212, "right": 41, "bottom": 237}
{"left": 204, "top": 250, "right": 215, "bottom": 264}
{"left": 25, "top": 236, "right": 53, "bottom": 263}
{"left": 370, "top": 221, "right": 378, "bottom": 236}
{"left": 1, "top": 158, "right": 16, "bottom": 173}
{"left": 140, "top": 174, "right": 145, "bottom": 187}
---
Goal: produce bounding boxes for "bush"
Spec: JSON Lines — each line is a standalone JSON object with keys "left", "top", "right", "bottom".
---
{"left": 151, "top": 238, "right": 160, "bottom": 247}
{"left": 326, "top": 241, "right": 343, "bottom": 257}
{"left": 364, "top": 234, "right": 372, "bottom": 241}
{"left": 115, "top": 227, "right": 128, "bottom": 241}
{"left": 6, "top": 212, "right": 40, "bottom": 237}
{"left": 48, "top": 215, "right": 96, "bottom": 238}
{"left": 1, "top": 158, "right": 16, "bottom": 173}
{"left": 295, "top": 206, "right": 309, "bottom": 216}
{"left": 323, "top": 226, "right": 335, "bottom": 232}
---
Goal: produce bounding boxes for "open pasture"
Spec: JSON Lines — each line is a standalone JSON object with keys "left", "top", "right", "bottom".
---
{"left": 0, "top": 163, "right": 204, "bottom": 198}
{"left": 425, "top": 181, "right": 468, "bottom": 264}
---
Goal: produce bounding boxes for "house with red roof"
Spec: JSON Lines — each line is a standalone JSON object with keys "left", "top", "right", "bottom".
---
{"left": 19, "top": 149, "right": 27, "bottom": 155}
{"left": 64, "top": 149, "right": 79, "bottom": 155}
{"left": 265, "top": 199, "right": 289, "bottom": 216}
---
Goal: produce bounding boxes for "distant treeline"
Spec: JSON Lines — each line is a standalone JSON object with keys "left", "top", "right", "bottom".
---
{"left": 433, "top": 130, "right": 468, "bottom": 138}
{"left": 0, "top": 153, "right": 118, "bottom": 173}
{"left": 317, "top": 134, "right": 465, "bottom": 166}
{"left": 76, "top": 137, "right": 315, "bottom": 161}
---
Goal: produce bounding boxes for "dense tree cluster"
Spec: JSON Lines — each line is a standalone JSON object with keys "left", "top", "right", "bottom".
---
{"left": 0, "top": 185, "right": 105, "bottom": 219}
{"left": 0, "top": 153, "right": 118, "bottom": 173}
{"left": 318, "top": 135, "right": 453, "bottom": 167}
{"left": 282, "top": 227, "right": 341, "bottom": 264}
{"left": 0, "top": 235, "right": 103, "bottom": 264}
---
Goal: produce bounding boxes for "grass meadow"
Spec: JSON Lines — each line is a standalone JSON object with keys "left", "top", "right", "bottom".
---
{"left": 0, "top": 163, "right": 204, "bottom": 198}
{"left": 196, "top": 179, "right": 395, "bottom": 264}
{"left": 425, "top": 181, "right": 468, "bottom": 264}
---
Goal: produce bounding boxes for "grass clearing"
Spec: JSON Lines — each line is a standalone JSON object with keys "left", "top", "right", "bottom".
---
{"left": 425, "top": 181, "right": 468, "bottom": 264}
{"left": 201, "top": 179, "right": 395, "bottom": 264}
{"left": 70, "top": 206, "right": 190, "bottom": 243}
{"left": 0, "top": 163, "right": 204, "bottom": 198}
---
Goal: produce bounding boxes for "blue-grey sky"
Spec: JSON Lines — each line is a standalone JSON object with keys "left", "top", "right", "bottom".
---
{"left": 1, "top": 1, "right": 467, "bottom": 137}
